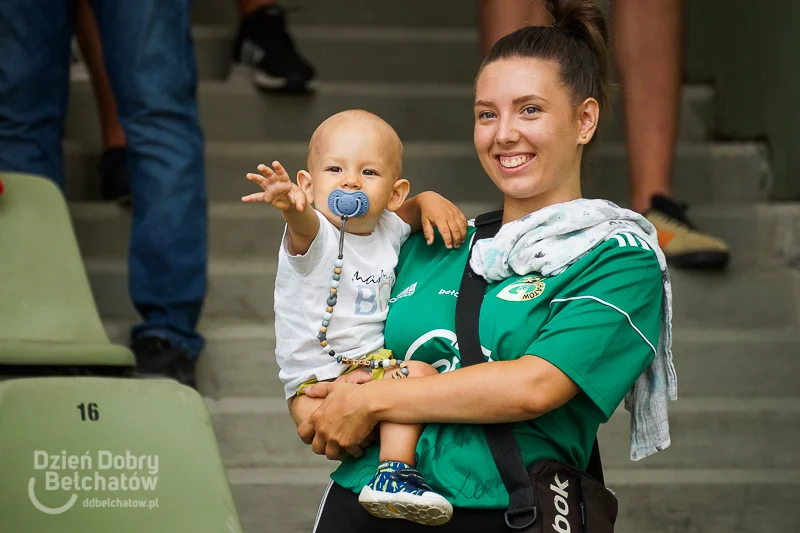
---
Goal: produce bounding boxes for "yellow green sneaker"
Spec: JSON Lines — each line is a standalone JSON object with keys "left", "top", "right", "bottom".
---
{"left": 358, "top": 460, "right": 453, "bottom": 525}
{"left": 645, "top": 195, "right": 730, "bottom": 270}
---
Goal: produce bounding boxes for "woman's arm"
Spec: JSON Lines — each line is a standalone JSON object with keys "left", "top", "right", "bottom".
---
{"left": 369, "top": 355, "right": 579, "bottom": 425}
{"left": 298, "top": 354, "right": 579, "bottom": 459}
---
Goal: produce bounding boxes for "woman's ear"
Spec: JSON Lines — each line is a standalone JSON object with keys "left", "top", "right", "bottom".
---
{"left": 386, "top": 179, "right": 411, "bottom": 212}
{"left": 297, "top": 170, "right": 314, "bottom": 204}
{"left": 577, "top": 97, "right": 600, "bottom": 145}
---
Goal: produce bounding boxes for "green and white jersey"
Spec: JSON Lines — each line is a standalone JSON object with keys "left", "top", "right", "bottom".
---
{"left": 331, "top": 226, "right": 663, "bottom": 509}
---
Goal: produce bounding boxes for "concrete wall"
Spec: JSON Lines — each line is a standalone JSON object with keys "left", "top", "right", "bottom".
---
{"left": 685, "top": 0, "right": 800, "bottom": 199}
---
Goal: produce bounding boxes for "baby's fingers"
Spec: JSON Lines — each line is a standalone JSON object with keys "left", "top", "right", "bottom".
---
{"left": 422, "top": 217, "right": 435, "bottom": 245}
{"left": 438, "top": 219, "right": 455, "bottom": 249}
{"left": 271, "top": 161, "right": 292, "bottom": 183}
{"left": 447, "top": 215, "right": 466, "bottom": 248}
{"left": 245, "top": 172, "right": 269, "bottom": 191}
{"left": 293, "top": 187, "right": 307, "bottom": 211}
{"left": 256, "top": 164, "right": 278, "bottom": 182}
{"left": 241, "top": 192, "right": 266, "bottom": 203}
{"left": 457, "top": 212, "right": 468, "bottom": 240}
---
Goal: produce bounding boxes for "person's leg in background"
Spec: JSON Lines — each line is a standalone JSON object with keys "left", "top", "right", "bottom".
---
{"left": 74, "top": 0, "right": 130, "bottom": 204}
{"left": 231, "top": 0, "right": 316, "bottom": 92}
{"left": 478, "top": 0, "right": 729, "bottom": 269}
{"left": 0, "top": 0, "right": 73, "bottom": 185}
{"left": 91, "top": 0, "right": 208, "bottom": 387}
{"left": 479, "top": 0, "right": 549, "bottom": 57}
{"left": 613, "top": 0, "right": 728, "bottom": 269}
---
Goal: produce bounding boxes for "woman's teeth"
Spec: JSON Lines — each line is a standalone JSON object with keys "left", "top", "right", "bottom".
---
{"left": 499, "top": 154, "right": 532, "bottom": 168}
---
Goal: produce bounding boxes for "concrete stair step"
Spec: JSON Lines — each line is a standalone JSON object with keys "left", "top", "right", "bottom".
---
{"left": 193, "top": 26, "right": 482, "bottom": 84}
{"left": 228, "top": 469, "right": 800, "bottom": 533}
{"left": 71, "top": 202, "right": 800, "bottom": 269}
{"left": 64, "top": 81, "right": 713, "bottom": 145}
{"left": 62, "top": 140, "right": 770, "bottom": 205}
{"left": 103, "top": 321, "right": 800, "bottom": 400}
{"left": 105, "top": 319, "right": 800, "bottom": 399}
{"left": 198, "top": 397, "right": 800, "bottom": 470}
{"left": 191, "top": 0, "right": 478, "bottom": 28}
{"left": 88, "top": 259, "right": 800, "bottom": 329}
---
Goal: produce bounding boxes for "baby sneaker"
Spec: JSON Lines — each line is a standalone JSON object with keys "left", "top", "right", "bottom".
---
{"left": 358, "top": 460, "right": 453, "bottom": 526}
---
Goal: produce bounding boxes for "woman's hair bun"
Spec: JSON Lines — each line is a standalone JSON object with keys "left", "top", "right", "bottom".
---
{"left": 546, "top": 0, "right": 609, "bottom": 61}
{"left": 479, "top": 0, "right": 610, "bottom": 113}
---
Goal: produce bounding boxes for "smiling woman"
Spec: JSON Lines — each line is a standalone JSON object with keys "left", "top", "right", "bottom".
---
{"left": 301, "top": 1, "right": 675, "bottom": 532}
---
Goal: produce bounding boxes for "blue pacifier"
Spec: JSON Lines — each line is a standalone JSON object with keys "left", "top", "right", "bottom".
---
{"left": 328, "top": 190, "right": 370, "bottom": 218}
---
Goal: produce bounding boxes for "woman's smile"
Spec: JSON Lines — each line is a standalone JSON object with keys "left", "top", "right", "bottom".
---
{"left": 495, "top": 152, "right": 536, "bottom": 174}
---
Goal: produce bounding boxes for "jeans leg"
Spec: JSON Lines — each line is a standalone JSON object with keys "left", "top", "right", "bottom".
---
{"left": 91, "top": 0, "right": 208, "bottom": 358}
{"left": 0, "top": 0, "right": 73, "bottom": 185}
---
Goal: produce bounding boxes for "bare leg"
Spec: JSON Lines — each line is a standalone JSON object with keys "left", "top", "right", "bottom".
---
{"left": 478, "top": 0, "right": 551, "bottom": 57}
{"left": 288, "top": 394, "right": 324, "bottom": 427}
{"left": 378, "top": 361, "right": 440, "bottom": 465}
{"left": 612, "top": 0, "right": 683, "bottom": 213}
{"left": 75, "top": 0, "right": 126, "bottom": 150}
{"left": 238, "top": 0, "right": 275, "bottom": 17}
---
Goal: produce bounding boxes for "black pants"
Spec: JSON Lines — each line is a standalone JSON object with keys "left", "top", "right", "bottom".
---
{"left": 313, "top": 482, "right": 511, "bottom": 533}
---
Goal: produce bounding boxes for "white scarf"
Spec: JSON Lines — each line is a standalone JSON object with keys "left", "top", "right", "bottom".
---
{"left": 470, "top": 198, "right": 677, "bottom": 461}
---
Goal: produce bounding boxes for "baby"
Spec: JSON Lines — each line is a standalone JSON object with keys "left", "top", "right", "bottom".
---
{"left": 242, "top": 109, "right": 466, "bottom": 526}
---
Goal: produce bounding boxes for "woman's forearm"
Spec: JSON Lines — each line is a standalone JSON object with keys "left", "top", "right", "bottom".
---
{"left": 367, "top": 355, "right": 579, "bottom": 426}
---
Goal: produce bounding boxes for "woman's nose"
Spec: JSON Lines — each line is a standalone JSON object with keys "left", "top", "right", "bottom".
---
{"left": 495, "top": 117, "right": 520, "bottom": 145}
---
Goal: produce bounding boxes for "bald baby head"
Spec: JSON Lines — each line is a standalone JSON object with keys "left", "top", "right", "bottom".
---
{"left": 307, "top": 109, "right": 404, "bottom": 178}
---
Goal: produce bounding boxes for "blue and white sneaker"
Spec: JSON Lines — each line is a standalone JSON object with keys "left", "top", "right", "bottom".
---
{"left": 358, "top": 460, "right": 453, "bottom": 525}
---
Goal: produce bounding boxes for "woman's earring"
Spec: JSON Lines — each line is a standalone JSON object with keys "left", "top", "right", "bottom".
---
{"left": 582, "top": 134, "right": 587, "bottom": 139}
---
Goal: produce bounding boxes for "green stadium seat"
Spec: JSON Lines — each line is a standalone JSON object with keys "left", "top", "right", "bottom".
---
{"left": 0, "top": 377, "right": 242, "bottom": 532}
{"left": 0, "top": 173, "right": 133, "bottom": 367}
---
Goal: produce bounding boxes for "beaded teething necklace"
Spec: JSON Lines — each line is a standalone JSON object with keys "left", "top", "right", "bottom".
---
{"left": 317, "top": 190, "right": 409, "bottom": 378}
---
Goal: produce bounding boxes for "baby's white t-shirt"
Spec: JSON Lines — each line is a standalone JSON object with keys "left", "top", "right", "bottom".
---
{"left": 274, "top": 209, "right": 411, "bottom": 399}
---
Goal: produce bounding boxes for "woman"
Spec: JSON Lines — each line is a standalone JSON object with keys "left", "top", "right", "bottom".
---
{"left": 295, "top": 1, "right": 675, "bottom": 530}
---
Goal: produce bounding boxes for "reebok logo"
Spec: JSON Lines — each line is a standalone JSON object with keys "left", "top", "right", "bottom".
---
{"left": 438, "top": 289, "right": 459, "bottom": 298}
{"left": 551, "top": 474, "right": 571, "bottom": 533}
{"left": 389, "top": 282, "right": 417, "bottom": 304}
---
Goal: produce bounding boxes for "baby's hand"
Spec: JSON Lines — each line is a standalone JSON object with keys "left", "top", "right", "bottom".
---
{"left": 418, "top": 192, "right": 468, "bottom": 249}
{"left": 337, "top": 369, "right": 372, "bottom": 385}
{"left": 242, "top": 161, "right": 306, "bottom": 212}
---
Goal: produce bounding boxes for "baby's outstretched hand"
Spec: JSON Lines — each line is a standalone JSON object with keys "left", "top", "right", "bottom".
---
{"left": 242, "top": 161, "right": 306, "bottom": 212}
{"left": 418, "top": 192, "right": 468, "bottom": 249}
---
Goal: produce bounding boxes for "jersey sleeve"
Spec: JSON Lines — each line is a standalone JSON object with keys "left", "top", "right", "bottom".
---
{"left": 526, "top": 241, "right": 664, "bottom": 421}
{"left": 280, "top": 209, "right": 335, "bottom": 277}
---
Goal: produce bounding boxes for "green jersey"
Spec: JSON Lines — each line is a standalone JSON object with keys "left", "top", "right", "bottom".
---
{"left": 331, "top": 226, "right": 663, "bottom": 508}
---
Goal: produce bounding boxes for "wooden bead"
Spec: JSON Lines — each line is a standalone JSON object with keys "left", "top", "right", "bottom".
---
{"left": 321, "top": 340, "right": 328, "bottom": 347}
{"left": 320, "top": 326, "right": 327, "bottom": 334}
{"left": 334, "top": 267, "right": 342, "bottom": 275}
{"left": 326, "top": 306, "right": 333, "bottom": 313}
{"left": 330, "top": 288, "right": 337, "bottom": 294}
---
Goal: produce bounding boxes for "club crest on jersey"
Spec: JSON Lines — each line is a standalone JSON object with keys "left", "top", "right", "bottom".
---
{"left": 496, "top": 276, "right": 546, "bottom": 302}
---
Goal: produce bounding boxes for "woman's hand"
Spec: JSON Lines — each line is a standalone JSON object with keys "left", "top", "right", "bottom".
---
{"left": 298, "top": 381, "right": 378, "bottom": 461}
{"left": 417, "top": 192, "right": 468, "bottom": 249}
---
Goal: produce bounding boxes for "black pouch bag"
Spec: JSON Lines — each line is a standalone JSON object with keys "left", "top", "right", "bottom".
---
{"left": 456, "top": 210, "right": 619, "bottom": 533}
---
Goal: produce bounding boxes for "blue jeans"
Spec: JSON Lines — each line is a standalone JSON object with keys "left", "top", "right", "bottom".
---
{"left": 0, "top": 0, "right": 207, "bottom": 357}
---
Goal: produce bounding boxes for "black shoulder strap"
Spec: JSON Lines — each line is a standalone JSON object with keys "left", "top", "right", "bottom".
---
{"left": 456, "top": 210, "right": 604, "bottom": 529}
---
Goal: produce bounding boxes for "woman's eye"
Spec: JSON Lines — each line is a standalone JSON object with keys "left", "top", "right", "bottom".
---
{"left": 523, "top": 105, "right": 540, "bottom": 116}
{"left": 478, "top": 111, "right": 496, "bottom": 120}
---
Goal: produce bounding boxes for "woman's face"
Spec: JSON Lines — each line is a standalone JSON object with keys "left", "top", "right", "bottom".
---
{"left": 474, "top": 57, "right": 593, "bottom": 205}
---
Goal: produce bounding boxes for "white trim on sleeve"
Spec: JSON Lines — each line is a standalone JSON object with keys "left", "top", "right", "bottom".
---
{"left": 549, "top": 295, "right": 657, "bottom": 357}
